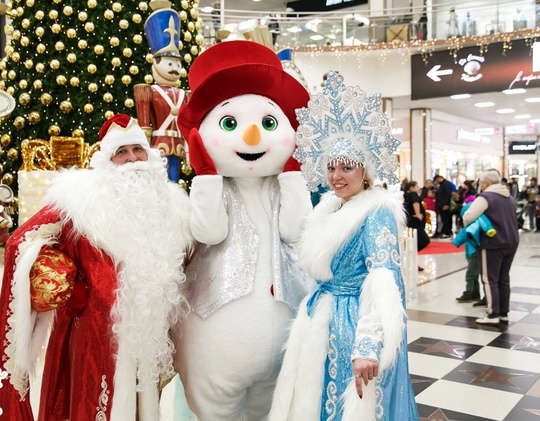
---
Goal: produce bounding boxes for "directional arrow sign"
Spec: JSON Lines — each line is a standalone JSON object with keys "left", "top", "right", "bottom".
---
{"left": 426, "top": 65, "right": 453, "bottom": 82}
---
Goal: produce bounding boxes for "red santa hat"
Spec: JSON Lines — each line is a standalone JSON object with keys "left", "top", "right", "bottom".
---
{"left": 177, "top": 40, "right": 310, "bottom": 139}
{"left": 97, "top": 114, "right": 150, "bottom": 158}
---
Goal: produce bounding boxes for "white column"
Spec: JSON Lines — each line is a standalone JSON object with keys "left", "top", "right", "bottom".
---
{"left": 410, "top": 108, "right": 431, "bottom": 184}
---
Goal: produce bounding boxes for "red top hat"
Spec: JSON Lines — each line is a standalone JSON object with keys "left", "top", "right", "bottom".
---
{"left": 177, "top": 40, "right": 309, "bottom": 139}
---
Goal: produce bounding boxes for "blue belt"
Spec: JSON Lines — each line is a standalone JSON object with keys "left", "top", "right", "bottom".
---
{"left": 306, "top": 281, "right": 361, "bottom": 317}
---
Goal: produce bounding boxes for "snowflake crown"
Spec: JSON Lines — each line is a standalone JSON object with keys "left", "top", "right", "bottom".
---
{"left": 293, "top": 71, "right": 401, "bottom": 192}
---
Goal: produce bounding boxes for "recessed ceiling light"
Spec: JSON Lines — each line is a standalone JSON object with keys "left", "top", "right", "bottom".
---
{"left": 201, "top": 6, "right": 213, "bottom": 12}
{"left": 515, "top": 114, "right": 531, "bottom": 119}
{"left": 474, "top": 102, "right": 495, "bottom": 107}
{"left": 450, "top": 94, "right": 471, "bottom": 99}
{"left": 287, "top": 26, "right": 302, "bottom": 33}
{"left": 530, "top": 118, "right": 540, "bottom": 123}
{"left": 502, "top": 88, "right": 526, "bottom": 94}
{"left": 252, "top": 0, "right": 262, "bottom": 2}
{"left": 310, "top": 34, "right": 324, "bottom": 41}
{"left": 496, "top": 108, "right": 515, "bottom": 114}
{"left": 525, "top": 97, "right": 540, "bottom": 103}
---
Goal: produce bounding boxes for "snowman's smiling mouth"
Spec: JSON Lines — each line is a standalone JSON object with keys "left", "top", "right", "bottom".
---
{"left": 236, "top": 152, "right": 266, "bottom": 161}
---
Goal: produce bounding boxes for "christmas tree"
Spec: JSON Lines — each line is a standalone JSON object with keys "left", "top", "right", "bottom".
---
{"left": 0, "top": 0, "right": 203, "bottom": 226}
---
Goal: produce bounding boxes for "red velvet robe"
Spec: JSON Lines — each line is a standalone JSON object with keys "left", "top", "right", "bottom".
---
{"left": 0, "top": 206, "right": 120, "bottom": 420}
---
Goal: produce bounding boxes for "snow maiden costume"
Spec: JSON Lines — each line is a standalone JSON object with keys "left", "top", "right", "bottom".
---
{"left": 269, "top": 72, "right": 419, "bottom": 421}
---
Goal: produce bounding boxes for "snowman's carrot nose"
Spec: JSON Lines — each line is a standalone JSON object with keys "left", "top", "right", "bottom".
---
{"left": 242, "top": 124, "right": 261, "bottom": 146}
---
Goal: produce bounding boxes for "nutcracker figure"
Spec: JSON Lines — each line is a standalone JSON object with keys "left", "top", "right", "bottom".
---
{"left": 135, "top": 3, "right": 186, "bottom": 182}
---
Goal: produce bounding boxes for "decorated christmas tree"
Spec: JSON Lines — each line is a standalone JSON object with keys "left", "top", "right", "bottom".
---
{"left": 0, "top": 0, "right": 203, "bottom": 226}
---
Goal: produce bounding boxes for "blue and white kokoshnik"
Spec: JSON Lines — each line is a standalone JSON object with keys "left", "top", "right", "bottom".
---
{"left": 293, "top": 71, "right": 401, "bottom": 192}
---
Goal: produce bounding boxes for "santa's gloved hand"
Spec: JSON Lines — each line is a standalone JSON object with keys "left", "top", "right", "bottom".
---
{"left": 187, "top": 128, "right": 217, "bottom": 176}
{"left": 283, "top": 151, "right": 302, "bottom": 172}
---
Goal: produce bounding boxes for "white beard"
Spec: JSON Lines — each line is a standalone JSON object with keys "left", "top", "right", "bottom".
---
{"left": 46, "top": 160, "right": 192, "bottom": 390}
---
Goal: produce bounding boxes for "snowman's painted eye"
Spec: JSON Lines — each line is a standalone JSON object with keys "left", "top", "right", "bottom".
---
{"left": 261, "top": 116, "right": 278, "bottom": 131}
{"left": 220, "top": 116, "right": 237, "bottom": 131}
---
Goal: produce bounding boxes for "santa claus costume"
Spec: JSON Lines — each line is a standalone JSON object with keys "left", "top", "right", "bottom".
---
{"left": 0, "top": 115, "right": 192, "bottom": 420}
{"left": 173, "top": 40, "right": 313, "bottom": 420}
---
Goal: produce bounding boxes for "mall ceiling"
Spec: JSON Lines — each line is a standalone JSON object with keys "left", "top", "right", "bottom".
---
{"left": 198, "top": 1, "right": 540, "bottom": 130}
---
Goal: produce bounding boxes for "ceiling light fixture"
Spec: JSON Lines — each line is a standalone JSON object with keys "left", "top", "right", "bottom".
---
{"left": 530, "top": 118, "right": 540, "bottom": 123}
{"left": 525, "top": 97, "right": 540, "bottom": 103}
{"left": 474, "top": 102, "right": 495, "bottom": 107}
{"left": 496, "top": 108, "right": 515, "bottom": 114}
{"left": 310, "top": 34, "right": 324, "bottom": 41}
{"left": 201, "top": 6, "right": 213, "bottom": 12}
{"left": 515, "top": 114, "right": 531, "bottom": 119}
{"left": 287, "top": 26, "right": 302, "bottom": 33}
{"left": 502, "top": 88, "right": 526, "bottom": 94}
{"left": 450, "top": 94, "right": 471, "bottom": 99}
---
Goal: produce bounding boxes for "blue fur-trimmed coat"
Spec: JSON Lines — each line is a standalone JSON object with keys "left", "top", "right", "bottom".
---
{"left": 269, "top": 188, "right": 419, "bottom": 421}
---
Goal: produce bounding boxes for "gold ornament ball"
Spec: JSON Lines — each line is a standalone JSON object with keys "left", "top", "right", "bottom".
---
{"left": 55, "top": 41, "right": 65, "bottom": 52}
{"left": 180, "top": 68, "right": 188, "bottom": 79}
{"left": 132, "top": 14, "right": 142, "bottom": 24}
{"left": 195, "top": 20, "right": 201, "bottom": 31}
{"left": 104, "top": 75, "right": 115, "bottom": 85}
{"left": 6, "top": 87, "right": 15, "bottom": 96}
{"left": 24, "top": 59, "right": 33, "bottom": 69}
{"left": 84, "top": 22, "right": 95, "bottom": 33}
{"left": 121, "top": 75, "right": 132, "bottom": 85}
{"left": 183, "top": 31, "right": 192, "bottom": 43}
{"left": 103, "top": 93, "right": 113, "bottom": 103}
{"left": 104, "top": 9, "right": 114, "bottom": 20}
{"left": 63, "top": 6, "right": 73, "bottom": 16}
{"left": 2, "top": 173, "right": 14, "bottom": 185}
{"left": 112, "top": 2, "right": 122, "bottom": 12}
{"left": 33, "top": 79, "right": 42, "bottom": 89}
{"left": 187, "top": 22, "right": 195, "bottom": 32}
{"left": 184, "top": 54, "right": 192, "bottom": 64}
{"left": 60, "top": 100, "right": 72, "bottom": 113}
{"left": 105, "top": 110, "right": 114, "bottom": 119}
{"left": 49, "top": 10, "right": 59, "bottom": 20}
{"left": 87, "top": 64, "right": 97, "bottom": 74}
{"left": 12, "top": 30, "right": 20, "bottom": 40}
{"left": 145, "top": 53, "right": 153, "bottom": 64}
{"left": 35, "top": 10, "right": 44, "bottom": 20}
{"left": 35, "top": 26, "right": 45, "bottom": 37}
{"left": 78, "top": 40, "right": 88, "bottom": 49}
{"left": 178, "top": 41, "right": 183, "bottom": 50}
{"left": 51, "top": 23, "right": 61, "bottom": 34}
{"left": 67, "top": 28, "right": 77, "bottom": 38}
{"left": 36, "top": 43, "right": 46, "bottom": 54}
{"left": 190, "top": 45, "right": 199, "bottom": 56}
{"left": 110, "top": 37, "right": 120, "bottom": 47}
{"left": 49, "top": 125, "right": 61, "bottom": 136}
{"left": 111, "top": 57, "right": 121, "bottom": 68}
{"left": 84, "top": 103, "right": 94, "bottom": 113}
{"left": 133, "top": 34, "right": 143, "bottom": 44}
{"left": 129, "top": 65, "right": 139, "bottom": 75}
{"left": 70, "top": 77, "right": 80, "bottom": 87}
{"left": 190, "top": 8, "right": 198, "bottom": 20}
{"left": 20, "top": 36, "right": 30, "bottom": 47}
{"left": 28, "top": 111, "right": 41, "bottom": 124}
{"left": 78, "top": 11, "right": 88, "bottom": 21}
{"left": 0, "top": 62, "right": 4, "bottom": 71}
{"left": 195, "top": 34, "right": 204, "bottom": 46}
{"left": 4, "top": 25, "right": 13, "bottom": 36}
{"left": 67, "top": 53, "right": 77, "bottom": 63}
{"left": 14, "top": 117, "right": 25, "bottom": 129}
{"left": 56, "top": 75, "right": 67, "bottom": 85}
{"left": 40, "top": 93, "right": 53, "bottom": 106}
{"left": 123, "top": 48, "right": 132, "bottom": 57}
{"left": 88, "top": 0, "right": 97, "bottom": 8}
{"left": 88, "top": 83, "right": 98, "bottom": 93}
{"left": 181, "top": 0, "right": 188, "bottom": 9}
{"left": 1, "top": 134, "right": 11, "bottom": 147}
{"left": 19, "top": 79, "right": 28, "bottom": 89}
{"left": 35, "top": 63, "right": 45, "bottom": 73}
{"left": 179, "top": 11, "right": 187, "bottom": 21}
{"left": 144, "top": 75, "right": 153, "bottom": 84}
{"left": 5, "top": 46, "right": 14, "bottom": 56}
{"left": 94, "top": 44, "right": 104, "bottom": 55}
{"left": 18, "top": 92, "right": 31, "bottom": 105}
{"left": 26, "top": 0, "right": 35, "bottom": 7}
{"left": 138, "top": 2, "right": 148, "bottom": 12}
{"left": 50, "top": 59, "right": 60, "bottom": 69}
{"left": 7, "top": 148, "right": 18, "bottom": 160}
{"left": 125, "top": 98, "right": 134, "bottom": 108}
{"left": 119, "top": 19, "right": 129, "bottom": 30}
{"left": 72, "top": 128, "right": 84, "bottom": 138}
{"left": 52, "top": 0, "right": 61, "bottom": 3}
{"left": 11, "top": 52, "right": 20, "bottom": 63}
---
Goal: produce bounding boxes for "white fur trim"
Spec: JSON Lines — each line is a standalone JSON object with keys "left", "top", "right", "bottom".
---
{"left": 99, "top": 118, "right": 149, "bottom": 157}
{"left": 341, "top": 379, "right": 376, "bottom": 421}
{"left": 277, "top": 171, "right": 312, "bottom": 243}
{"left": 358, "top": 267, "right": 405, "bottom": 370}
{"left": 299, "top": 188, "right": 405, "bottom": 281}
{"left": 269, "top": 294, "right": 332, "bottom": 421}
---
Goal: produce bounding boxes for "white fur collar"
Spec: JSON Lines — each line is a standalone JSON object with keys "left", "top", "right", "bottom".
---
{"left": 299, "top": 188, "right": 405, "bottom": 281}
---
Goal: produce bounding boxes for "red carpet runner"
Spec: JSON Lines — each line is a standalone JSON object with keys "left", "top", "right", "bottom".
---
{"left": 419, "top": 240, "right": 464, "bottom": 255}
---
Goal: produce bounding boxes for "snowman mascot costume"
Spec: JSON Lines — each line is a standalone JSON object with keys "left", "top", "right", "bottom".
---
{"left": 173, "top": 40, "right": 313, "bottom": 420}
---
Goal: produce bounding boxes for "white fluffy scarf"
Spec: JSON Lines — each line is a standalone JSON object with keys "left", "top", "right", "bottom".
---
{"left": 46, "top": 158, "right": 192, "bottom": 416}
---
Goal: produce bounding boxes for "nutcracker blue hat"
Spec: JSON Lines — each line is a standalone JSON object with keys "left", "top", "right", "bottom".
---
{"left": 293, "top": 71, "right": 401, "bottom": 192}
{"left": 145, "top": 8, "right": 181, "bottom": 58}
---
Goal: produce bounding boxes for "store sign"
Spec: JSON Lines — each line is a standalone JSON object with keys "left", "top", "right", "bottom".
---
{"left": 286, "top": 0, "right": 367, "bottom": 12}
{"left": 474, "top": 127, "right": 501, "bottom": 136}
{"left": 505, "top": 124, "right": 535, "bottom": 134}
{"left": 508, "top": 140, "right": 538, "bottom": 154}
{"left": 457, "top": 129, "right": 490, "bottom": 143}
{"left": 411, "top": 39, "right": 540, "bottom": 100}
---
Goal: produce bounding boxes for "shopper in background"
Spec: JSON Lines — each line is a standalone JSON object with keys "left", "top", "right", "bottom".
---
{"left": 525, "top": 177, "right": 538, "bottom": 231}
{"left": 420, "top": 178, "right": 435, "bottom": 200}
{"left": 403, "top": 180, "right": 430, "bottom": 271}
{"left": 433, "top": 174, "right": 454, "bottom": 239}
{"left": 463, "top": 169, "right": 519, "bottom": 325}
